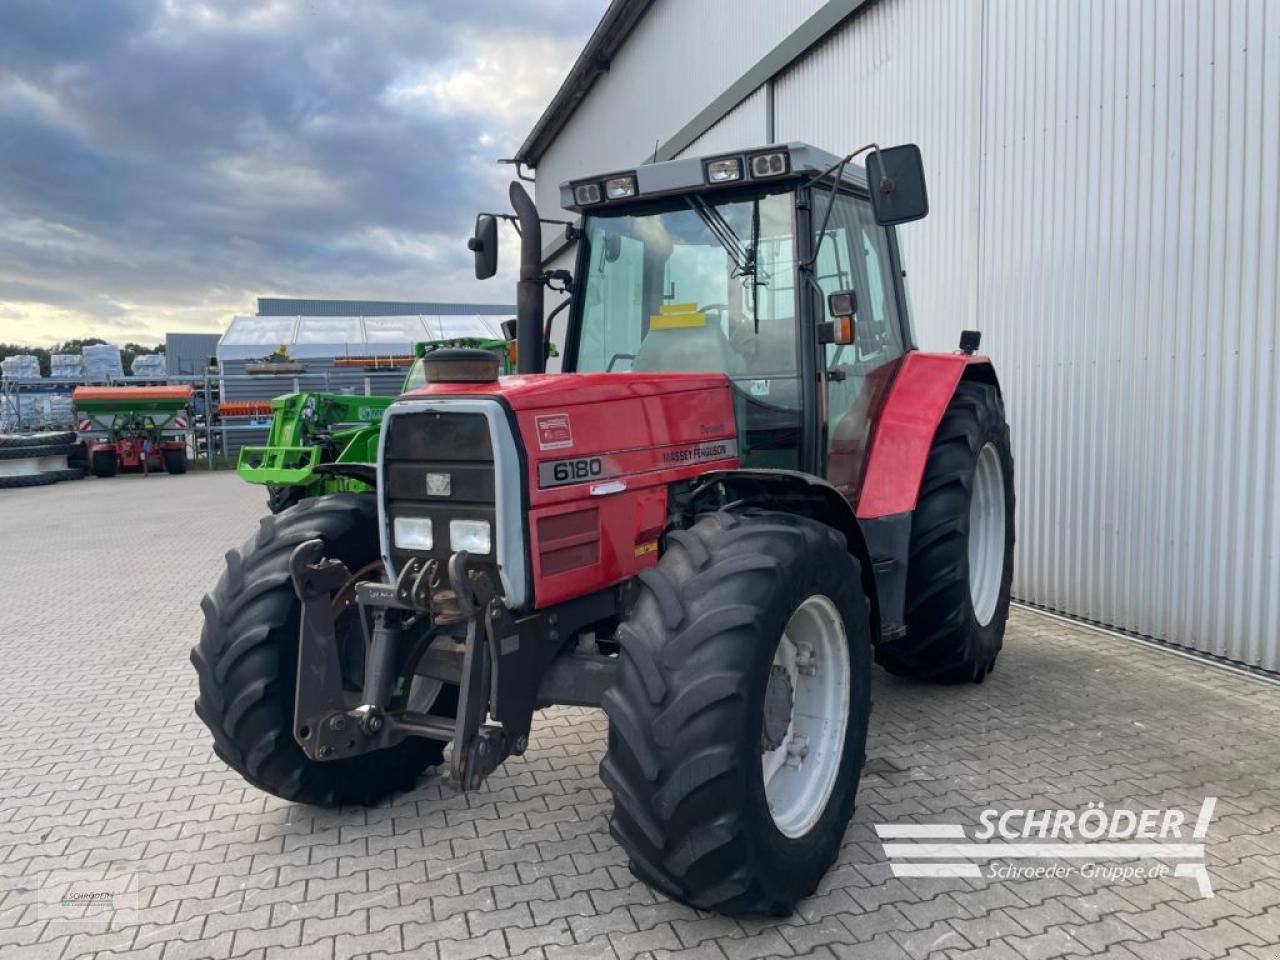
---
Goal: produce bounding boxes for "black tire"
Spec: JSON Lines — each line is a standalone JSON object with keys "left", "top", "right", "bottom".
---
{"left": 876, "top": 380, "right": 1015, "bottom": 683}
{"left": 602, "top": 508, "right": 872, "bottom": 916}
{"left": 162, "top": 447, "right": 188, "bottom": 474}
{"left": 0, "top": 430, "right": 75, "bottom": 448}
{"left": 190, "top": 494, "right": 447, "bottom": 806}
{"left": 0, "top": 472, "right": 59, "bottom": 489}
{"left": 90, "top": 449, "right": 119, "bottom": 478}
{"left": 266, "top": 484, "right": 305, "bottom": 514}
{"left": 0, "top": 443, "right": 74, "bottom": 460}
{"left": 67, "top": 443, "right": 88, "bottom": 470}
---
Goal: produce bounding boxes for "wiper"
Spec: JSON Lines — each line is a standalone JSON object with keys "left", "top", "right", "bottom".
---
{"left": 687, "top": 196, "right": 751, "bottom": 278}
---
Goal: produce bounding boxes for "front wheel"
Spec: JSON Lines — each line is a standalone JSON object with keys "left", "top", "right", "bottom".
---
{"left": 162, "top": 447, "right": 188, "bottom": 474}
{"left": 90, "top": 449, "right": 119, "bottom": 478}
{"left": 602, "top": 508, "right": 872, "bottom": 916}
{"left": 876, "top": 380, "right": 1015, "bottom": 682}
{"left": 190, "top": 494, "right": 447, "bottom": 805}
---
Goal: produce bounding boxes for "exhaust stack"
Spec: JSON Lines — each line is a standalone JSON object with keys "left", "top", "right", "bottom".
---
{"left": 510, "top": 182, "right": 545, "bottom": 374}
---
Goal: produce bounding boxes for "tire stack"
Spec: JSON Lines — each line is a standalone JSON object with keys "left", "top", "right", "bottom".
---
{"left": 0, "top": 431, "right": 85, "bottom": 490}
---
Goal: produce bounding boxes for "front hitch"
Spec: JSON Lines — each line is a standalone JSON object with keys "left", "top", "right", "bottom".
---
{"left": 287, "top": 540, "right": 511, "bottom": 789}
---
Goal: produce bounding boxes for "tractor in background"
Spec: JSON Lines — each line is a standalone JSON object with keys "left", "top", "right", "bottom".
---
{"left": 193, "top": 142, "right": 1014, "bottom": 916}
{"left": 73, "top": 385, "right": 193, "bottom": 477}
{"left": 236, "top": 335, "right": 515, "bottom": 513}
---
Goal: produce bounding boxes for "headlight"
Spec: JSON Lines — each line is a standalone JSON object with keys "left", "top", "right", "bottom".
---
{"left": 449, "top": 519, "right": 492, "bottom": 555}
{"left": 393, "top": 516, "right": 433, "bottom": 550}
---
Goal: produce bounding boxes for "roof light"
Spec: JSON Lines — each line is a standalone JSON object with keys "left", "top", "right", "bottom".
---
{"left": 750, "top": 150, "right": 790, "bottom": 178}
{"left": 573, "top": 182, "right": 602, "bottom": 205}
{"left": 705, "top": 157, "right": 742, "bottom": 183}
{"left": 604, "top": 174, "right": 637, "bottom": 200}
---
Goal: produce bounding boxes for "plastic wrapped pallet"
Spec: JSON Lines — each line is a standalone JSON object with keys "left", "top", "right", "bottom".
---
{"left": 1, "top": 354, "right": 41, "bottom": 380}
{"left": 82, "top": 343, "right": 124, "bottom": 381}
{"left": 40, "top": 394, "right": 74, "bottom": 427}
{"left": 50, "top": 354, "right": 82, "bottom": 379}
{"left": 130, "top": 353, "right": 166, "bottom": 378}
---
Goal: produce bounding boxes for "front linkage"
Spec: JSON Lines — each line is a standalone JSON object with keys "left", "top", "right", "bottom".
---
{"left": 289, "top": 540, "right": 619, "bottom": 790}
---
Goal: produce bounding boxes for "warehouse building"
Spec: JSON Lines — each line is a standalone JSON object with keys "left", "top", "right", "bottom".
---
{"left": 513, "top": 0, "right": 1280, "bottom": 672}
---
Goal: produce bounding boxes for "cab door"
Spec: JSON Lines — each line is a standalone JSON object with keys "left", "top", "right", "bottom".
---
{"left": 812, "top": 190, "right": 908, "bottom": 502}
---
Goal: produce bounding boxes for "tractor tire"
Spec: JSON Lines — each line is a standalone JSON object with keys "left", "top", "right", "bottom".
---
{"left": 266, "top": 484, "right": 305, "bottom": 514}
{"left": 191, "top": 493, "right": 448, "bottom": 806}
{"left": 90, "top": 449, "right": 119, "bottom": 478}
{"left": 0, "top": 472, "right": 59, "bottom": 489}
{"left": 602, "top": 508, "right": 872, "bottom": 916}
{"left": 0, "top": 442, "right": 74, "bottom": 460}
{"left": 0, "top": 430, "right": 75, "bottom": 449}
{"left": 162, "top": 447, "right": 189, "bottom": 474}
{"left": 876, "top": 380, "right": 1015, "bottom": 683}
{"left": 67, "top": 442, "right": 88, "bottom": 470}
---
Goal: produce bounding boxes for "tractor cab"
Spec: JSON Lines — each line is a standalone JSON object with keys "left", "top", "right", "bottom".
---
{"left": 475, "top": 142, "right": 929, "bottom": 498}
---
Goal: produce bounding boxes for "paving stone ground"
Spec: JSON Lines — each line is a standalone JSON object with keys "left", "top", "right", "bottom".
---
{"left": 2, "top": 471, "right": 1279, "bottom": 960}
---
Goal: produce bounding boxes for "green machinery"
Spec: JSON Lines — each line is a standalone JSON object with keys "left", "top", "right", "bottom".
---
{"left": 237, "top": 338, "right": 511, "bottom": 512}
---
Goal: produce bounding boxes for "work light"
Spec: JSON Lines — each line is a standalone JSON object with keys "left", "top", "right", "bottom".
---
{"left": 393, "top": 516, "right": 433, "bottom": 551}
{"left": 573, "top": 182, "right": 602, "bottom": 205}
{"left": 705, "top": 157, "right": 742, "bottom": 183}
{"left": 605, "top": 175, "right": 637, "bottom": 199}
{"left": 750, "top": 150, "right": 790, "bottom": 177}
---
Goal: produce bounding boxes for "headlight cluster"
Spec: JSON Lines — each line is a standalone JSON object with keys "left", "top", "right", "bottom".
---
{"left": 393, "top": 515, "right": 492, "bottom": 555}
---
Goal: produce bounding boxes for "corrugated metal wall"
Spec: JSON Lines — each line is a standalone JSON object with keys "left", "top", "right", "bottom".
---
{"left": 976, "top": 0, "right": 1280, "bottom": 670}
{"left": 532, "top": 0, "right": 1280, "bottom": 671}
{"left": 535, "top": 0, "right": 828, "bottom": 220}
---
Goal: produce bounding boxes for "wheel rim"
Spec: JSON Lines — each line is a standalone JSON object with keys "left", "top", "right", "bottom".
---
{"left": 968, "top": 442, "right": 1006, "bottom": 627}
{"left": 761, "top": 594, "right": 852, "bottom": 839}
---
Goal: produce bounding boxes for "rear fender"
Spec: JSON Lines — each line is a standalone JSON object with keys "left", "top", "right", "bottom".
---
{"left": 856, "top": 352, "right": 1000, "bottom": 519}
{"left": 690, "top": 469, "right": 882, "bottom": 645}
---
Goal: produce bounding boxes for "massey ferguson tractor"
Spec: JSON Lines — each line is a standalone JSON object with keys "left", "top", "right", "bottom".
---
{"left": 192, "top": 142, "right": 1015, "bottom": 916}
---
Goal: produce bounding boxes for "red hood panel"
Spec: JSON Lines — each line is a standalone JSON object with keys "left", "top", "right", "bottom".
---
{"left": 399, "top": 371, "right": 730, "bottom": 410}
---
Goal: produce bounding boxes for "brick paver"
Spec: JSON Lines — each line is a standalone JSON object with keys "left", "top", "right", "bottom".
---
{"left": 2, "top": 471, "right": 1279, "bottom": 960}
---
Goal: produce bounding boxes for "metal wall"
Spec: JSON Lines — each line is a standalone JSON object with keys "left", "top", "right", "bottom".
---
{"left": 534, "top": 0, "right": 827, "bottom": 221}
{"left": 532, "top": 0, "right": 1280, "bottom": 671}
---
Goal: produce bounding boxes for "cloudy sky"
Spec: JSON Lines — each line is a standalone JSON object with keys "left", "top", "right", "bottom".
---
{"left": 0, "top": 0, "right": 605, "bottom": 346}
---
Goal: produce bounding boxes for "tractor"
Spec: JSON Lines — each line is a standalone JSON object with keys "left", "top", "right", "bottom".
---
{"left": 192, "top": 142, "right": 1014, "bottom": 916}
{"left": 237, "top": 335, "right": 516, "bottom": 514}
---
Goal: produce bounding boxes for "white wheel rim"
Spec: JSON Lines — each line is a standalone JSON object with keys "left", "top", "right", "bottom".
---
{"left": 761, "top": 594, "right": 851, "bottom": 839}
{"left": 968, "top": 442, "right": 1006, "bottom": 627}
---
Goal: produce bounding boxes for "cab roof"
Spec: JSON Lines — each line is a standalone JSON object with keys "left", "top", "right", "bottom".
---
{"left": 559, "top": 142, "right": 869, "bottom": 214}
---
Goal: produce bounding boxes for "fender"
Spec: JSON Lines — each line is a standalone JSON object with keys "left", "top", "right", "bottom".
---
{"left": 856, "top": 351, "right": 999, "bottom": 519}
{"left": 691, "top": 468, "right": 882, "bottom": 645}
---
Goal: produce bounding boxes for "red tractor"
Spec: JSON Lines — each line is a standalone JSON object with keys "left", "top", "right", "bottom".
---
{"left": 192, "top": 143, "right": 1014, "bottom": 915}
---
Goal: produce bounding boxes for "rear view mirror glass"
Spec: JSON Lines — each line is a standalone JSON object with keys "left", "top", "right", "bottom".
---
{"left": 866, "top": 144, "right": 929, "bottom": 226}
{"left": 469, "top": 214, "right": 498, "bottom": 279}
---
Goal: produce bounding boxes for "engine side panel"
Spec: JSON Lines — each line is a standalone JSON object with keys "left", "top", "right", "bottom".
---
{"left": 855, "top": 351, "right": 994, "bottom": 519}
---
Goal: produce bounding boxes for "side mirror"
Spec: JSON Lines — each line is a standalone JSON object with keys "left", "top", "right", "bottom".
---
{"left": 468, "top": 214, "right": 498, "bottom": 279}
{"left": 866, "top": 144, "right": 928, "bottom": 226}
{"left": 820, "top": 289, "right": 857, "bottom": 345}
{"left": 499, "top": 318, "right": 517, "bottom": 341}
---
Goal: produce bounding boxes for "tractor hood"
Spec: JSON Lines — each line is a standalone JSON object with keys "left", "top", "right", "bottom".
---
{"left": 399, "top": 370, "right": 730, "bottom": 411}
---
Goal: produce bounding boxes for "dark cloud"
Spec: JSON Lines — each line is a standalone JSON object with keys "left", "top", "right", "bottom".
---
{"left": 0, "top": 0, "right": 603, "bottom": 343}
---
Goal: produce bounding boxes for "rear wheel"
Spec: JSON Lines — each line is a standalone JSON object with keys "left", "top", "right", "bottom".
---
{"left": 876, "top": 380, "right": 1015, "bottom": 682}
{"left": 602, "top": 508, "right": 872, "bottom": 916}
{"left": 191, "top": 494, "right": 448, "bottom": 805}
{"left": 162, "top": 447, "right": 188, "bottom": 474}
{"left": 90, "top": 449, "right": 119, "bottom": 478}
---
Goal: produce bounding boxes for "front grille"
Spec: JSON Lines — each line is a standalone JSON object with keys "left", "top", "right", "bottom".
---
{"left": 383, "top": 410, "right": 499, "bottom": 581}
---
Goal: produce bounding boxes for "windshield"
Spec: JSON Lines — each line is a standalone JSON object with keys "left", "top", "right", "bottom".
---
{"left": 574, "top": 189, "right": 799, "bottom": 409}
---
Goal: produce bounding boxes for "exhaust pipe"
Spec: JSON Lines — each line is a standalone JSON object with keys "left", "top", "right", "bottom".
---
{"left": 510, "top": 182, "right": 545, "bottom": 374}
